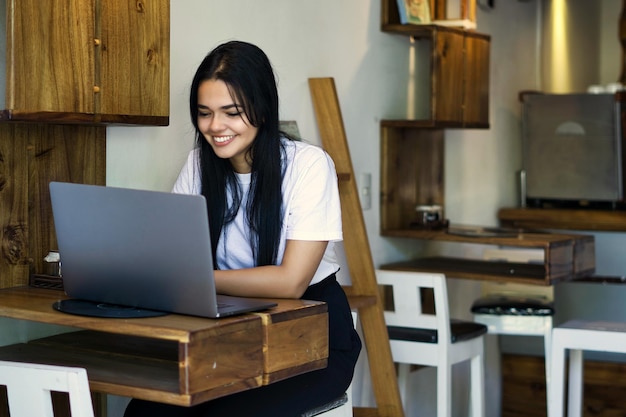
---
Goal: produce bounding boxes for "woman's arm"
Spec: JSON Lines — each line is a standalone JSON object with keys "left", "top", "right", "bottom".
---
{"left": 214, "top": 239, "right": 328, "bottom": 299}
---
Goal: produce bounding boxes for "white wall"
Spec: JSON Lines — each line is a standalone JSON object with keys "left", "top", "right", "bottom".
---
{"left": 103, "top": 0, "right": 625, "bottom": 416}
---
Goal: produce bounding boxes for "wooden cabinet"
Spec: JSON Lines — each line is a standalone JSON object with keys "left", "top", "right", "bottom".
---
{"left": 3, "top": 0, "right": 169, "bottom": 126}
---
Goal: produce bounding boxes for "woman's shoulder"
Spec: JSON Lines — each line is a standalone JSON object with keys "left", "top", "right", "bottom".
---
{"left": 282, "top": 138, "right": 332, "bottom": 164}
{"left": 187, "top": 146, "right": 200, "bottom": 160}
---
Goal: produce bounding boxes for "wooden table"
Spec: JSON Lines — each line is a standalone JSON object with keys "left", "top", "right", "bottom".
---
{"left": 0, "top": 287, "right": 328, "bottom": 407}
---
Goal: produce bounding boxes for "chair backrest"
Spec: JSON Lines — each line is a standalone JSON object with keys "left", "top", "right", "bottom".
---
{"left": 0, "top": 361, "right": 94, "bottom": 417}
{"left": 376, "top": 270, "right": 453, "bottom": 345}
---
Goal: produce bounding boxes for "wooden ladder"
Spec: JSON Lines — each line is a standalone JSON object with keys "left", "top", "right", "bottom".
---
{"left": 309, "top": 78, "right": 404, "bottom": 417}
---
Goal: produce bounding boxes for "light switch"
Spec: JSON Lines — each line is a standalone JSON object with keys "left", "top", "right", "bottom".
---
{"left": 360, "top": 173, "right": 371, "bottom": 210}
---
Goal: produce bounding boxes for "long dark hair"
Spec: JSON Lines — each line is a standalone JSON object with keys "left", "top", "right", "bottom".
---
{"left": 189, "top": 41, "right": 284, "bottom": 267}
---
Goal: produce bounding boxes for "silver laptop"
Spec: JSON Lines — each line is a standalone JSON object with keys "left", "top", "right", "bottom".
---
{"left": 49, "top": 181, "right": 277, "bottom": 318}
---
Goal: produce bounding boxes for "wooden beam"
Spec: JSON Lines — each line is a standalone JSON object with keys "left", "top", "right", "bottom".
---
{"left": 309, "top": 77, "right": 404, "bottom": 417}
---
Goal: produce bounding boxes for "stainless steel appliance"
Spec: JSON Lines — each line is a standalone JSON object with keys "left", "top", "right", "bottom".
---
{"left": 522, "top": 92, "right": 625, "bottom": 208}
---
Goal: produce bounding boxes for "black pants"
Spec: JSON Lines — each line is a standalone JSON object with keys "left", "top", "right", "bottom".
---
{"left": 123, "top": 274, "right": 361, "bottom": 417}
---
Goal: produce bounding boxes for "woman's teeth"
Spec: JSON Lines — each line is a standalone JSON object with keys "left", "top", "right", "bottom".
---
{"left": 213, "top": 135, "right": 235, "bottom": 143}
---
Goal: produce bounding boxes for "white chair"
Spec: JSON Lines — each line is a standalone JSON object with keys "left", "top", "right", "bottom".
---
{"left": 0, "top": 360, "right": 94, "bottom": 417}
{"left": 301, "top": 312, "right": 358, "bottom": 417}
{"left": 548, "top": 320, "right": 626, "bottom": 417}
{"left": 471, "top": 294, "right": 554, "bottom": 405}
{"left": 377, "top": 270, "right": 487, "bottom": 417}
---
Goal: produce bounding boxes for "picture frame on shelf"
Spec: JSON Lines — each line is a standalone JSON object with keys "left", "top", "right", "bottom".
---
{"left": 396, "top": 0, "right": 431, "bottom": 24}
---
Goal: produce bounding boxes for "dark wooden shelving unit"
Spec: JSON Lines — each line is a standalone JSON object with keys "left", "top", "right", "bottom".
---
{"left": 376, "top": 0, "right": 599, "bottom": 286}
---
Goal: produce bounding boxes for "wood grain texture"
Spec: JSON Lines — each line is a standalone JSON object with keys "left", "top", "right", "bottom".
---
{"left": 4, "top": 0, "right": 169, "bottom": 125}
{"left": 6, "top": 0, "right": 94, "bottom": 114}
{"left": 260, "top": 313, "right": 328, "bottom": 383}
{"left": 0, "top": 125, "right": 105, "bottom": 288}
{"left": 464, "top": 34, "right": 490, "bottom": 126}
{"left": 500, "top": 207, "right": 626, "bottom": 232}
{"left": 28, "top": 125, "right": 106, "bottom": 278}
{"left": 502, "top": 354, "right": 626, "bottom": 417}
{"left": 431, "top": 30, "right": 465, "bottom": 123}
{"left": 381, "top": 127, "right": 444, "bottom": 232}
{"left": 0, "top": 126, "right": 29, "bottom": 287}
{"left": 99, "top": 0, "right": 170, "bottom": 120}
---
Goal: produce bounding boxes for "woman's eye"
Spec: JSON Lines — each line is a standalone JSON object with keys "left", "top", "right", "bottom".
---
{"left": 227, "top": 112, "right": 242, "bottom": 117}
{"left": 198, "top": 112, "right": 211, "bottom": 118}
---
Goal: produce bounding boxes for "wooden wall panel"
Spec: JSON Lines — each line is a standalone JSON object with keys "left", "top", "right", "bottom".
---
{"left": 0, "top": 126, "right": 30, "bottom": 287}
{"left": 502, "top": 354, "right": 626, "bottom": 417}
{"left": 0, "top": 125, "right": 105, "bottom": 288}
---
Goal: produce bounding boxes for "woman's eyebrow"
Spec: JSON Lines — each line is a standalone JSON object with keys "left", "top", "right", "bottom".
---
{"left": 197, "top": 103, "right": 240, "bottom": 111}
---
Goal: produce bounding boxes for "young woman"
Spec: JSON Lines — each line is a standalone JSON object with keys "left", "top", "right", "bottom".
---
{"left": 123, "top": 40, "right": 361, "bottom": 417}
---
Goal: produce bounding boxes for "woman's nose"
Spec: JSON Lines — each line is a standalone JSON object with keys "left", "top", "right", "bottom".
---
{"left": 208, "top": 114, "right": 224, "bottom": 131}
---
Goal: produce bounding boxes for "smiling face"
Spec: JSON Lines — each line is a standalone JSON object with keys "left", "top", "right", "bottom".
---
{"left": 196, "top": 79, "right": 259, "bottom": 173}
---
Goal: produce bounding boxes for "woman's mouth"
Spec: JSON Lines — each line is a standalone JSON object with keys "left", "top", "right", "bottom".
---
{"left": 213, "top": 135, "right": 235, "bottom": 145}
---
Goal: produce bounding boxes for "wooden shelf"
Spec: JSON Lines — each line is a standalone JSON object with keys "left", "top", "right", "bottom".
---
{"left": 381, "top": 118, "right": 488, "bottom": 129}
{"left": 381, "top": 257, "right": 548, "bottom": 285}
{"left": 0, "top": 109, "right": 169, "bottom": 126}
{"left": 499, "top": 207, "right": 626, "bottom": 232}
{"left": 382, "top": 227, "right": 579, "bottom": 245}
{"left": 381, "top": 23, "right": 480, "bottom": 38}
{"left": 380, "top": 227, "right": 595, "bottom": 285}
{"left": 377, "top": 29, "right": 490, "bottom": 127}
{"left": 380, "top": 0, "right": 481, "bottom": 38}
{"left": 380, "top": 0, "right": 490, "bottom": 128}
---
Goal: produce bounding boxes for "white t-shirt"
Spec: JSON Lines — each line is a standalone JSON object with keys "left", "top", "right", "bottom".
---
{"left": 171, "top": 139, "right": 343, "bottom": 285}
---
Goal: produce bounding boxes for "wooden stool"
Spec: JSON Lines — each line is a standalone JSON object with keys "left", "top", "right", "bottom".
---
{"left": 548, "top": 320, "right": 626, "bottom": 417}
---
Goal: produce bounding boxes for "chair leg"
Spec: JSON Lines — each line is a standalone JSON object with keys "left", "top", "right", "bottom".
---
{"left": 543, "top": 327, "right": 553, "bottom": 416}
{"left": 548, "top": 333, "right": 566, "bottom": 417}
{"left": 397, "top": 363, "right": 411, "bottom": 409}
{"left": 470, "top": 354, "right": 485, "bottom": 417}
{"left": 567, "top": 349, "right": 583, "bottom": 417}
{"left": 437, "top": 364, "right": 452, "bottom": 417}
